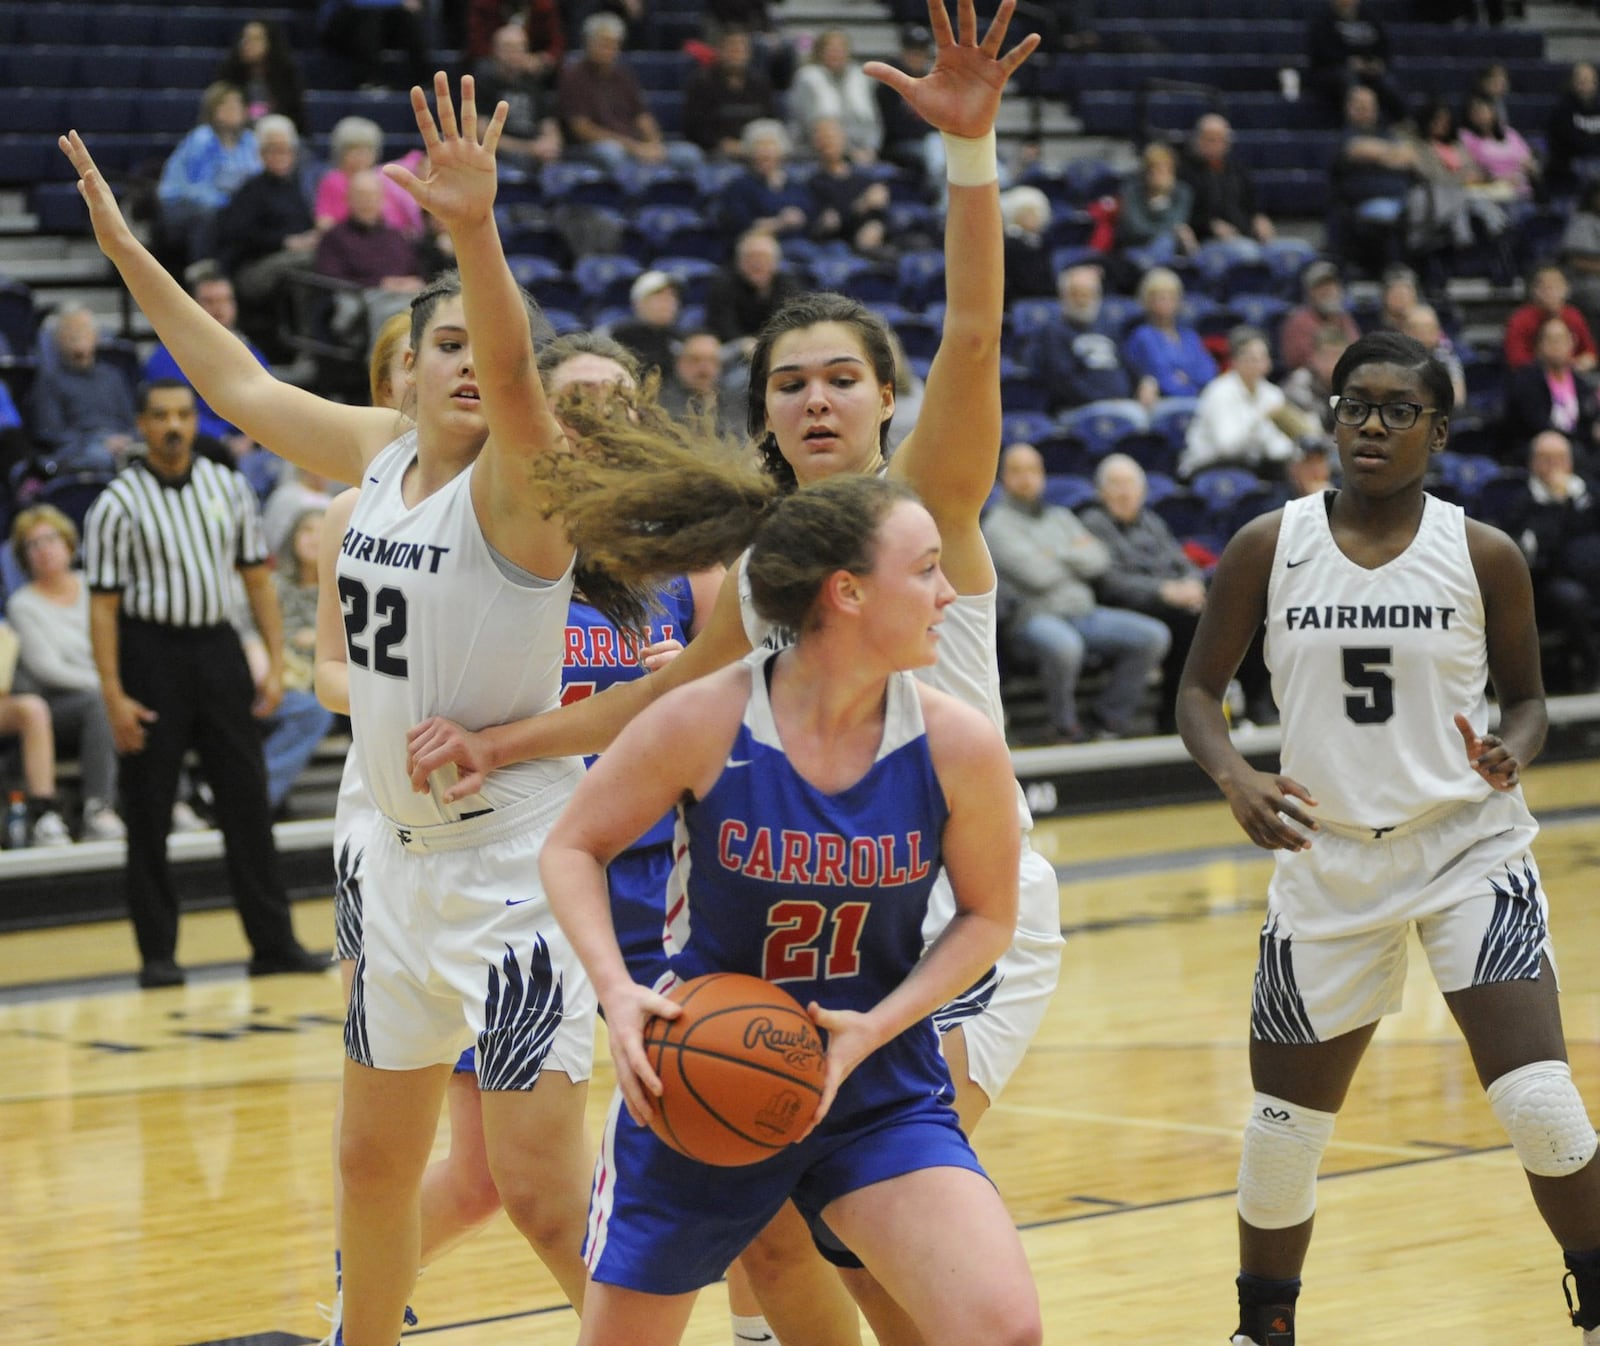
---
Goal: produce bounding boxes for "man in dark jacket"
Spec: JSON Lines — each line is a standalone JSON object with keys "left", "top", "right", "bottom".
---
{"left": 217, "top": 115, "right": 318, "bottom": 341}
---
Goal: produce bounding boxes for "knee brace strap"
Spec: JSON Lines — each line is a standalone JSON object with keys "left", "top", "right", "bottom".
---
{"left": 1487, "top": 1060, "right": 1598, "bottom": 1179}
{"left": 1237, "top": 1092, "right": 1336, "bottom": 1230}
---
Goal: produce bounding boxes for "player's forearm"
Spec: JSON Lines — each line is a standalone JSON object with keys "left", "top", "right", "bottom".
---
{"left": 480, "top": 674, "right": 660, "bottom": 767}
{"left": 870, "top": 908, "right": 1013, "bottom": 1046}
{"left": 1497, "top": 697, "right": 1548, "bottom": 767}
{"left": 314, "top": 659, "right": 350, "bottom": 715}
{"left": 1176, "top": 685, "right": 1253, "bottom": 793}
{"left": 541, "top": 846, "right": 635, "bottom": 998}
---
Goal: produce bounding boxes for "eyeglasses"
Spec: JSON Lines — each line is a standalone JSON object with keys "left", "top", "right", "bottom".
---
{"left": 1328, "top": 396, "right": 1442, "bottom": 430}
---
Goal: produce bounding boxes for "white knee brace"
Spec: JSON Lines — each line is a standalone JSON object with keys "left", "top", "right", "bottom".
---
{"left": 1487, "top": 1061, "right": 1598, "bottom": 1178}
{"left": 1237, "top": 1092, "right": 1337, "bottom": 1230}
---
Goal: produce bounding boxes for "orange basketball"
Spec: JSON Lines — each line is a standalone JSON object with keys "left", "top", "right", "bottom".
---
{"left": 642, "top": 972, "right": 827, "bottom": 1167}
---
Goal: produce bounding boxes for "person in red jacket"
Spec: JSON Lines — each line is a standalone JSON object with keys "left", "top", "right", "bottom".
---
{"left": 1504, "top": 264, "right": 1598, "bottom": 371}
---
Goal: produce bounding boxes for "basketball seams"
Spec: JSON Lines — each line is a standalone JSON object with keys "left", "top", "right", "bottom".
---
{"left": 653, "top": 1039, "right": 826, "bottom": 1097}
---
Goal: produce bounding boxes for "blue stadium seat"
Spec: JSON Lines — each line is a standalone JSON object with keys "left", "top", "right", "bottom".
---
{"left": 30, "top": 182, "right": 89, "bottom": 235}
{"left": 808, "top": 255, "right": 897, "bottom": 303}
{"left": 1189, "top": 466, "right": 1264, "bottom": 515}
{"left": 1151, "top": 489, "right": 1208, "bottom": 543}
{"left": 1149, "top": 396, "right": 1200, "bottom": 455}
{"left": 1229, "top": 293, "right": 1292, "bottom": 340}
{"left": 1143, "top": 470, "right": 1179, "bottom": 506}
{"left": 0, "top": 280, "right": 37, "bottom": 358}
{"left": 139, "top": 91, "right": 200, "bottom": 136}
{"left": 1098, "top": 294, "right": 1144, "bottom": 337}
{"left": 1114, "top": 429, "right": 1178, "bottom": 478}
{"left": 999, "top": 371, "right": 1049, "bottom": 414}
{"left": 72, "top": 92, "right": 141, "bottom": 136}
{"left": 573, "top": 254, "right": 644, "bottom": 309}
{"left": 1043, "top": 474, "right": 1096, "bottom": 510}
{"left": 1060, "top": 399, "right": 1149, "bottom": 457}
{"left": 1001, "top": 410, "right": 1056, "bottom": 447}
{"left": 1472, "top": 469, "right": 1527, "bottom": 529}
{"left": 1433, "top": 451, "right": 1502, "bottom": 509}
{"left": 891, "top": 313, "right": 941, "bottom": 363}
{"left": 629, "top": 50, "right": 692, "bottom": 92}
{"left": 896, "top": 249, "right": 945, "bottom": 310}
{"left": 1008, "top": 298, "right": 1059, "bottom": 340}
{"left": 541, "top": 307, "right": 585, "bottom": 335}
{"left": 629, "top": 166, "right": 701, "bottom": 208}
{"left": 654, "top": 256, "right": 720, "bottom": 305}
{"left": 8, "top": 90, "right": 70, "bottom": 135}
{"left": 1034, "top": 431, "right": 1093, "bottom": 477}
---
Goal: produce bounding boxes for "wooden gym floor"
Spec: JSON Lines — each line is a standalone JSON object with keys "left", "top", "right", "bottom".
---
{"left": 3, "top": 761, "right": 1598, "bottom": 1346}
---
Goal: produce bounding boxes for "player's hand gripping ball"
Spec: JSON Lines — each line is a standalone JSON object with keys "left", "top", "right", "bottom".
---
{"left": 642, "top": 973, "right": 826, "bottom": 1166}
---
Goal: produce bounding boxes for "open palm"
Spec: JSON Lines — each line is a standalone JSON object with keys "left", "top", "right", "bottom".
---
{"left": 863, "top": 0, "right": 1040, "bottom": 140}
{"left": 384, "top": 71, "right": 507, "bottom": 231}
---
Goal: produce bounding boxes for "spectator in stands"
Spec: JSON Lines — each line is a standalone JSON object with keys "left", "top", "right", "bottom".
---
{"left": 1402, "top": 303, "right": 1468, "bottom": 408}
{"left": 0, "top": 661, "right": 70, "bottom": 847}
{"left": 1376, "top": 263, "right": 1420, "bottom": 331}
{"left": 1305, "top": 0, "right": 1407, "bottom": 128}
{"left": 1115, "top": 142, "right": 1197, "bottom": 263}
{"left": 1505, "top": 264, "right": 1598, "bottom": 371}
{"left": 607, "top": 269, "right": 683, "bottom": 378}
{"left": 7, "top": 505, "right": 122, "bottom": 842}
{"left": 704, "top": 229, "right": 803, "bottom": 361}
{"left": 557, "top": 12, "right": 702, "bottom": 175}
{"left": 1507, "top": 429, "right": 1600, "bottom": 692}
{"left": 464, "top": 0, "right": 565, "bottom": 76}
{"left": 312, "top": 169, "right": 426, "bottom": 330}
{"left": 314, "top": 116, "right": 424, "bottom": 241}
{"left": 1504, "top": 315, "right": 1600, "bottom": 465}
{"left": 659, "top": 329, "right": 743, "bottom": 436}
{"left": 262, "top": 465, "right": 337, "bottom": 561}
{"left": 30, "top": 308, "right": 136, "bottom": 475}
{"left": 1122, "top": 267, "right": 1217, "bottom": 399}
{"left": 1078, "top": 453, "right": 1207, "bottom": 733}
{"left": 1000, "top": 185, "right": 1055, "bottom": 304}
{"left": 1331, "top": 83, "right": 1419, "bottom": 273}
{"left": 1179, "top": 114, "right": 1275, "bottom": 253}
{"left": 473, "top": 22, "right": 564, "bottom": 169}
{"left": 1405, "top": 99, "right": 1512, "bottom": 260}
{"left": 682, "top": 24, "right": 781, "bottom": 161}
{"left": 1280, "top": 259, "right": 1356, "bottom": 372}
{"left": 1560, "top": 180, "right": 1600, "bottom": 329}
{"left": 216, "top": 19, "right": 307, "bottom": 132}
{"left": 1459, "top": 92, "right": 1538, "bottom": 202}
{"left": 0, "top": 377, "right": 34, "bottom": 482}
{"left": 1030, "top": 265, "right": 1157, "bottom": 413}
{"left": 983, "top": 442, "right": 1170, "bottom": 742}
{"left": 318, "top": 0, "right": 431, "bottom": 91}
{"left": 809, "top": 118, "right": 892, "bottom": 258}
{"left": 876, "top": 24, "right": 940, "bottom": 191}
{"left": 1544, "top": 61, "right": 1600, "bottom": 199}
{"left": 787, "top": 28, "right": 881, "bottom": 165}
{"left": 1179, "top": 325, "right": 1298, "bottom": 480}
{"left": 157, "top": 82, "right": 261, "bottom": 269}
{"left": 217, "top": 115, "right": 319, "bottom": 338}
{"left": 716, "top": 119, "right": 815, "bottom": 241}
{"left": 143, "top": 265, "right": 273, "bottom": 467}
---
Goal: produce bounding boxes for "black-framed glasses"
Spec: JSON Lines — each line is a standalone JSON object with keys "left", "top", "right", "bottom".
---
{"left": 1328, "top": 396, "right": 1441, "bottom": 430}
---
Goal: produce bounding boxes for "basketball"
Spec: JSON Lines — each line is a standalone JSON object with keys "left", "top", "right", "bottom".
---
{"left": 642, "top": 972, "right": 827, "bottom": 1167}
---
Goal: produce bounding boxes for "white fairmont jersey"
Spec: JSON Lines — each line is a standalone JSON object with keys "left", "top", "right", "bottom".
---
{"left": 338, "top": 432, "right": 580, "bottom": 827}
{"left": 1265, "top": 491, "right": 1496, "bottom": 832}
{"left": 738, "top": 548, "right": 1034, "bottom": 832}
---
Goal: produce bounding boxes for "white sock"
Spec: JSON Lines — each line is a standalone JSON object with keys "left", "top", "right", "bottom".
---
{"left": 731, "top": 1312, "right": 776, "bottom": 1344}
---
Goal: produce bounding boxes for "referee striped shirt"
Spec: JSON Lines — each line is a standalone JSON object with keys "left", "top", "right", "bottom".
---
{"left": 83, "top": 455, "right": 268, "bottom": 628}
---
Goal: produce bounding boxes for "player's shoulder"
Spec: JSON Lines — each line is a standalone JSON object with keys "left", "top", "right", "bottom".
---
{"left": 914, "top": 679, "right": 1010, "bottom": 771}
{"left": 648, "top": 659, "right": 753, "bottom": 731}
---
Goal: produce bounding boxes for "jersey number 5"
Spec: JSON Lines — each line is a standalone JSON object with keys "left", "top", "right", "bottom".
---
{"left": 1342, "top": 645, "right": 1394, "bottom": 724}
{"left": 763, "top": 900, "right": 869, "bottom": 983}
{"left": 339, "top": 576, "right": 409, "bottom": 678}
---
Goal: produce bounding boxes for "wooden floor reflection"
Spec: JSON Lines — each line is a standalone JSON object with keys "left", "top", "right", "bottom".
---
{"left": 2, "top": 762, "right": 1597, "bottom": 1345}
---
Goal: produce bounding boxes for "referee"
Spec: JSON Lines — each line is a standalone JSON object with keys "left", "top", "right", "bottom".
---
{"left": 84, "top": 379, "right": 325, "bottom": 988}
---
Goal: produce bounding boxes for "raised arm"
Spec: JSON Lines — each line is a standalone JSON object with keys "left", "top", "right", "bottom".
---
{"left": 386, "top": 74, "right": 571, "bottom": 579}
{"left": 406, "top": 556, "right": 756, "bottom": 800}
{"left": 870, "top": 0, "right": 1038, "bottom": 592}
{"left": 314, "top": 488, "right": 361, "bottom": 717}
{"left": 57, "top": 133, "right": 394, "bottom": 485}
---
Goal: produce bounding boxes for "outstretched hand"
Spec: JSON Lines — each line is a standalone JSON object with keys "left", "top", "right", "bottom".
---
{"left": 863, "top": 0, "right": 1040, "bottom": 141}
{"left": 57, "top": 131, "right": 139, "bottom": 259}
{"left": 384, "top": 72, "right": 507, "bottom": 231}
{"left": 1455, "top": 712, "right": 1521, "bottom": 790}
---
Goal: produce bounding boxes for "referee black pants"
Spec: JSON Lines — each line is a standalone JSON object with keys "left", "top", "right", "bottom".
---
{"left": 116, "top": 619, "right": 301, "bottom": 968}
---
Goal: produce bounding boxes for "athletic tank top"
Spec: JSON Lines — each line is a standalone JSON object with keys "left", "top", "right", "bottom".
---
{"left": 666, "top": 651, "right": 954, "bottom": 1116}
{"left": 738, "top": 549, "right": 1033, "bottom": 830}
{"left": 563, "top": 576, "right": 697, "bottom": 851}
{"left": 1265, "top": 491, "right": 1494, "bottom": 830}
{"left": 337, "top": 431, "right": 580, "bottom": 826}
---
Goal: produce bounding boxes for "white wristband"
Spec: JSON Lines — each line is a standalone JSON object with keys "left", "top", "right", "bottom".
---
{"left": 942, "top": 129, "right": 999, "bottom": 187}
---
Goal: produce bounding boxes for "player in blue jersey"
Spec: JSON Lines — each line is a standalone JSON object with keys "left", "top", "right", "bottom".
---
{"left": 541, "top": 473, "right": 1041, "bottom": 1346}
{"left": 1178, "top": 332, "right": 1600, "bottom": 1346}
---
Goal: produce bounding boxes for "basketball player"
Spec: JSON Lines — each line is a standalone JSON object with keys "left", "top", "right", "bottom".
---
{"left": 541, "top": 474, "right": 1042, "bottom": 1346}
{"left": 64, "top": 77, "right": 787, "bottom": 1346}
{"left": 1176, "top": 331, "right": 1600, "bottom": 1346}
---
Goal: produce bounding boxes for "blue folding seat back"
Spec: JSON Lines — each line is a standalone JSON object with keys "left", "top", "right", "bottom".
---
{"left": 1043, "top": 474, "right": 1096, "bottom": 511}
{"left": 1008, "top": 298, "right": 1059, "bottom": 340}
{"left": 1143, "top": 471, "right": 1179, "bottom": 506}
{"left": 21, "top": 7, "right": 93, "bottom": 43}
{"left": 1151, "top": 489, "right": 1208, "bottom": 542}
{"left": 140, "top": 91, "right": 200, "bottom": 136}
{"left": 1000, "top": 410, "right": 1056, "bottom": 447}
{"left": 1061, "top": 399, "right": 1148, "bottom": 457}
{"left": 1114, "top": 429, "right": 1177, "bottom": 478}
{"left": 1190, "top": 466, "right": 1264, "bottom": 514}
{"left": 896, "top": 249, "right": 945, "bottom": 309}
{"left": 1149, "top": 396, "right": 1199, "bottom": 454}
{"left": 573, "top": 253, "right": 644, "bottom": 307}
{"left": 654, "top": 256, "right": 719, "bottom": 304}
{"left": 999, "top": 372, "right": 1049, "bottom": 414}
{"left": 72, "top": 91, "right": 141, "bottom": 136}
{"left": 1035, "top": 431, "right": 1093, "bottom": 477}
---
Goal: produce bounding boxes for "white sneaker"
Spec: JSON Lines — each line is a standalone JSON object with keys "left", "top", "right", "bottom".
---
{"left": 314, "top": 1289, "right": 341, "bottom": 1346}
{"left": 30, "top": 810, "right": 72, "bottom": 847}
{"left": 1584, "top": 1328, "right": 1600, "bottom": 1346}
{"left": 81, "top": 802, "right": 126, "bottom": 842}
{"left": 171, "top": 800, "right": 207, "bottom": 833}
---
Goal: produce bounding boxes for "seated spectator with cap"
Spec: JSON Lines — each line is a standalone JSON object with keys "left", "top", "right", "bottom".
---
{"left": 607, "top": 269, "right": 685, "bottom": 379}
{"left": 1179, "top": 325, "right": 1299, "bottom": 480}
{"left": 1284, "top": 262, "right": 1359, "bottom": 352}
{"left": 30, "top": 307, "right": 137, "bottom": 475}
{"left": 1180, "top": 113, "right": 1275, "bottom": 251}
{"left": 1029, "top": 264, "right": 1158, "bottom": 413}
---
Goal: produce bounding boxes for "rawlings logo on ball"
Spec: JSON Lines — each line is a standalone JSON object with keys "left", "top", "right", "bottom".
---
{"left": 742, "top": 1016, "right": 823, "bottom": 1067}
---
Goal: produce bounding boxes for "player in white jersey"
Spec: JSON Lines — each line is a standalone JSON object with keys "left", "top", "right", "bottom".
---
{"left": 1177, "top": 331, "right": 1600, "bottom": 1346}
{"left": 64, "top": 80, "right": 787, "bottom": 1346}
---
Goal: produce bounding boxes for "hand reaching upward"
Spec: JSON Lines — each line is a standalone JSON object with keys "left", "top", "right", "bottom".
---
{"left": 864, "top": 0, "right": 1041, "bottom": 141}
{"left": 384, "top": 71, "right": 507, "bottom": 233}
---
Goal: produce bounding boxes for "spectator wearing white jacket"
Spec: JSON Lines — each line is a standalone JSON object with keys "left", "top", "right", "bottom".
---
{"left": 1179, "top": 326, "right": 1297, "bottom": 480}
{"left": 787, "top": 29, "right": 882, "bottom": 163}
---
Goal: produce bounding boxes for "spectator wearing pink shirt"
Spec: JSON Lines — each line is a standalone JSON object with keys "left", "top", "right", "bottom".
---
{"left": 1460, "top": 93, "right": 1539, "bottom": 201}
{"left": 313, "top": 116, "right": 424, "bottom": 240}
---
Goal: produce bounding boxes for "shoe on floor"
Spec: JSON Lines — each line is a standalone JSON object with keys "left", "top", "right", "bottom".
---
{"left": 81, "top": 802, "right": 127, "bottom": 842}
{"left": 138, "top": 960, "right": 186, "bottom": 989}
{"left": 30, "top": 809, "right": 72, "bottom": 847}
{"left": 171, "top": 800, "right": 208, "bottom": 833}
{"left": 249, "top": 946, "right": 331, "bottom": 977}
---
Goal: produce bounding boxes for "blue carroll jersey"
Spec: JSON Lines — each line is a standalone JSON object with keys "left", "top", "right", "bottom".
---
{"left": 667, "top": 651, "right": 953, "bottom": 1118}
